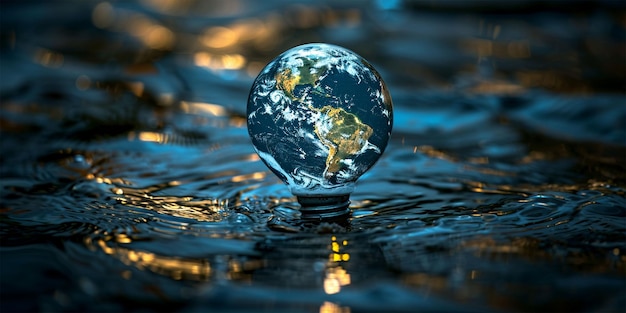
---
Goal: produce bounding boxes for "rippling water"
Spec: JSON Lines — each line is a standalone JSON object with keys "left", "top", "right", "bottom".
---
{"left": 1, "top": 1, "right": 625, "bottom": 312}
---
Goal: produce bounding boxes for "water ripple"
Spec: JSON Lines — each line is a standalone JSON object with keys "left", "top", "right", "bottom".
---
{"left": 1, "top": 1, "right": 625, "bottom": 312}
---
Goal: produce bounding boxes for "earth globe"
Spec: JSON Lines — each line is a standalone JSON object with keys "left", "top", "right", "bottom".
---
{"left": 247, "top": 43, "right": 393, "bottom": 221}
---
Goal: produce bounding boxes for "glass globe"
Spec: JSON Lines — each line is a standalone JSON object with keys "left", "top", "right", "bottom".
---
{"left": 247, "top": 43, "right": 393, "bottom": 220}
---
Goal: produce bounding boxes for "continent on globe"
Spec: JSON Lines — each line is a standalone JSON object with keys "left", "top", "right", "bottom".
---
{"left": 247, "top": 43, "right": 393, "bottom": 197}
{"left": 275, "top": 57, "right": 328, "bottom": 100}
{"left": 313, "top": 105, "right": 378, "bottom": 178}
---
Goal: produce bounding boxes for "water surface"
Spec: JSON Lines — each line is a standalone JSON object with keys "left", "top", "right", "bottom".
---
{"left": 1, "top": 1, "right": 625, "bottom": 312}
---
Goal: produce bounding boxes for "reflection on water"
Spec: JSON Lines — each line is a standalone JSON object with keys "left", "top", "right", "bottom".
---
{"left": 1, "top": 0, "right": 625, "bottom": 312}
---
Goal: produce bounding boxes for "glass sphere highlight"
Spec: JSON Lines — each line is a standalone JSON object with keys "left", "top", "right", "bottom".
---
{"left": 247, "top": 43, "right": 393, "bottom": 219}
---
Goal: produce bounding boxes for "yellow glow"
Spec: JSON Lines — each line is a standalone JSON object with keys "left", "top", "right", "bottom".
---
{"left": 324, "top": 236, "right": 351, "bottom": 294}
{"left": 194, "top": 52, "right": 212, "bottom": 67}
{"left": 331, "top": 253, "right": 350, "bottom": 262}
{"left": 244, "top": 154, "right": 260, "bottom": 162}
{"left": 222, "top": 54, "right": 246, "bottom": 70}
{"left": 92, "top": 3, "right": 174, "bottom": 50}
{"left": 143, "top": 25, "right": 175, "bottom": 50}
{"left": 113, "top": 186, "right": 227, "bottom": 221}
{"left": 194, "top": 52, "right": 246, "bottom": 71}
{"left": 229, "top": 116, "right": 247, "bottom": 128}
{"left": 97, "top": 239, "right": 115, "bottom": 255}
{"left": 319, "top": 301, "right": 350, "bottom": 313}
{"left": 332, "top": 253, "right": 342, "bottom": 262}
{"left": 96, "top": 177, "right": 113, "bottom": 184}
{"left": 323, "top": 266, "right": 351, "bottom": 295}
{"left": 231, "top": 172, "right": 267, "bottom": 183}
{"left": 128, "top": 250, "right": 139, "bottom": 262}
{"left": 138, "top": 131, "right": 164, "bottom": 143}
{"left": 329, "top": 236, "right": 350, "bottom": 262}
{"left": 89, "top": 233, "right": 266, "bottom": 282}
{"left": 124, "top": 14, "right": 174, "bottom": 50}
{"left": 180, "top": 101, "right": 227, "bottom": 116}
{"left": 323, "top": 277, "right": 340, "bottom": 294}
{"left": 115, "top": 234, "right": 132, "bottom": 244}
{"left": 202, "top": 26, "right": 238, "bottom": 48}
{"left": 231, "top": 18, "right": 268, "bottom": 41}
{"left": 140, "top": 252, "right": 155, "bottom": 263}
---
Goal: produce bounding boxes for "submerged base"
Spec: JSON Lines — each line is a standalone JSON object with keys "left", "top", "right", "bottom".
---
{"left": 296, "top": 195, "right": 351, "bottom": 222}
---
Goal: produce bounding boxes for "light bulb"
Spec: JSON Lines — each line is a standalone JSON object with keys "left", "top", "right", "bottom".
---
{"left": 247, "top": 43, "right": 393, "bottom": 221}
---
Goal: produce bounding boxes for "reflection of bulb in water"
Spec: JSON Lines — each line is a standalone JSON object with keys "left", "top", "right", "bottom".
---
{"left": 247, "top": 43, "right": 393, "bottom": 221}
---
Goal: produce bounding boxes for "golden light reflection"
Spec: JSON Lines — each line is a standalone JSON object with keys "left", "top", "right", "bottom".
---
{"left": 92, "top": 2, "right": 174, "bottom": 50}
{"left": 126, "top": 130, "right": 201, "bottom": 145}
{"left": 324, "top": 236, "right": 351, "bottom": 295}
{"left": 243, "top": 153, "right": 260, "bottom": 162}
{"left": 198, "top": 15, "right": 278, "bottom": 52}
{"left": 141, "top": 0, "right": 243, "bottom": 17}
{"left": 180, "top": 101, "right": 227, "bottom": 116}
{"left": 230, "top": 172, "right": 267, "bottom": 183}
{"left": 415, "top": 145, "right": 454, "bottom": 161}
{"left": 93, "top": 238, "right": 213, "bottom": 281}
{"left": 202, "top": 26, "right": 239, "bottom": 48}
{"left": 324, "top": 266, "right": 351, "bottom": 295}
{"left": 88, "top": 230, "right": 265, "bottom": 282}
{"left": 194, "top": 52, "right": 246, "bottom": 71}
{"left": 136, "top": 131, "right": 166, "bottom": 143}
{"left": 113, "top": 185, "right": 226, "bottom": 222}
{"left": 319, "top": 301, "right": 350, "bottom": 313}
{"left": 34, "top": 48, "right": 64, "bottom": 68}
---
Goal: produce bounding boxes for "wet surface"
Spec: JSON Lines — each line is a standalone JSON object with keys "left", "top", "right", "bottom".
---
{"left": 1, "top": 1, "right": 625, "bottom": 312}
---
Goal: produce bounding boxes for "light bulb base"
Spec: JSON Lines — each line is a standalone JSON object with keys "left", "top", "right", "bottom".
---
{"left": 296, "top": 195, "right": 351, "bottom": 221}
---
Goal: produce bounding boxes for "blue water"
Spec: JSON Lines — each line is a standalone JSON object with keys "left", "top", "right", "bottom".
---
{"left": 1, "top": 1, "right": 625, "bottom": 312}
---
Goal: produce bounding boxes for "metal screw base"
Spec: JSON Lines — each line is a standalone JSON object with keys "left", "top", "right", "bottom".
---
{"left": 297, "top": 194, "right": 351, "bottom": 222}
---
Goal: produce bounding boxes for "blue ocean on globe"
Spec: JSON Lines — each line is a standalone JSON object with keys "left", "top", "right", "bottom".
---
{"left": 247, "top": 43, "right": 393, "bottom": 196}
